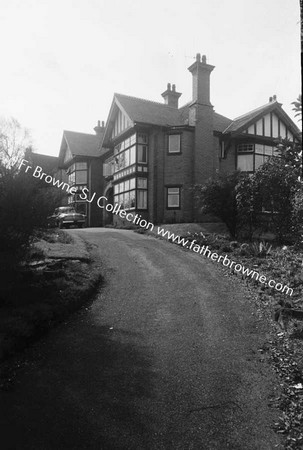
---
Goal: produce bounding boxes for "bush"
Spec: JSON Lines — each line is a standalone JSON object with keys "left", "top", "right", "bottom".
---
{"left": 193, "top": 171, "right": 243, "bottom": 238}
{"left": 0, "top": 169, "right": 62, "bottom": 267}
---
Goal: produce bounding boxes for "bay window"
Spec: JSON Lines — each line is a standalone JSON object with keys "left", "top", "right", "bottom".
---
{"left": 113, "top": 176, "right": 147, "bottom": 210}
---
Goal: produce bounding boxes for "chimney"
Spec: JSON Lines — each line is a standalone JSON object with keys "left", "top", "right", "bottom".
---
{"left": 161, "top": 83, "right": 182, "bottom": 108}
{"left": 188, "top": 53, "right": 215, "bottom": 105}
{"left": 94, "top": 120, "right": 105, "bottom": 136}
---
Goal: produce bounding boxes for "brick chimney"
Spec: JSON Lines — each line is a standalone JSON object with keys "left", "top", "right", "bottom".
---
{"left": 187, "top": 53, "right": 216, "bottom": 197}
{"left": 188, "top": 53, "right": 215, "bottom": 105}
{"left": 161, "top": 83, "right": 182, "bottom": 108}
{"left": 94, "top": 120, "right": 105, "bottom": 136}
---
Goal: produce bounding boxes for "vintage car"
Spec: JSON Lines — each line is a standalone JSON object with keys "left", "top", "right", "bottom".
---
{"left": 47, "top": 207, "right": 86, "bottom": 229}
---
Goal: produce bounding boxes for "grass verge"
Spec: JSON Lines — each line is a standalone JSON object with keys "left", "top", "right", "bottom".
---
{"left": 0, "top": 231, "right": 102, "bottom": 362}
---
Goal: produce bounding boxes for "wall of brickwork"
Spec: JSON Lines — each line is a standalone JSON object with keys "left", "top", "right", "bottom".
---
{"left": 147, "top": 128, "right": 195, "bottom": 224}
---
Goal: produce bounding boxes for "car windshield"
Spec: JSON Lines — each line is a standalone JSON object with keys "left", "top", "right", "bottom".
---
{"left": 56, "top": 207, "right": 76, "bottom": 214}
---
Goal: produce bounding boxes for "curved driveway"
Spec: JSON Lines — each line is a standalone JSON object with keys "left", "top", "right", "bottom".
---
{"left": 0, "top": 228, "right": 281, "bottom": 449}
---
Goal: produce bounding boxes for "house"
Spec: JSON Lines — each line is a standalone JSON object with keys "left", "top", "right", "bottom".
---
{"left": 57, "top": 53, "right": 301, "bottom": 227}
{"left": 25, "top": 149, "right": 60, "bottom": 175}
{"left": 57, "top": 122, "right": 105, "bottom": 226}
{"left": 100, "top": 53, "right": 301, "bottom": 226}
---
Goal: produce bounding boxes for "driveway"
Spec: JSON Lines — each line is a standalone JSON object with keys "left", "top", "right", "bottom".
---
{"left": 0, "top": 228, "right": 281, "bottom": 449}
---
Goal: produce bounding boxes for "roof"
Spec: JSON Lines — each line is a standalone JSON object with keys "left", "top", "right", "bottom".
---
{"left": 28, "top": 151, "right": 59, "bottom": 173}
{"left": 115, "top": 93, "right": 182, "bottom": 127}
{"left": 114, "top": 93, "right": 232, "bottom": 131}
{"left": 63, "top": 130, "right": 103, "bottom": 158}
{"left": 222, "top": 100, "right": 301, "bottom": 139}
{"left": 213, "top": 112, "right": 233, "bottom": 132}
{"left": 223, "top": 101, "right": 277, "bottom": 134}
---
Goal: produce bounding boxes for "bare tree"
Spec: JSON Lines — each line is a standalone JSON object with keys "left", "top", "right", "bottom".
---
{"left": 0, "top": 116, "right": 31, "bottom": 173}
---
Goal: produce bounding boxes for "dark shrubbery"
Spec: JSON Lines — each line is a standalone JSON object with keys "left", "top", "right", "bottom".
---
{"left": 0, "top": 169, "right": 62, "bottom": 267}
{"left": 193, "top": 171, "right": 242, "bottom": 238}
{"left": 195, "top": 140, "right": 302, "bottom": 244}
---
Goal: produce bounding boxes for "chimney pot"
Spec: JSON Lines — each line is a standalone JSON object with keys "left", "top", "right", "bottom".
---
{"left": 269, "top": 96, "right": 273, "bottom": 102}
{"left": 188, "top": 52, "right": 215, "bottom": 105}
{"left": 273, "top": 94, "right": 277, "bottom": 101}
{"left": 161, "top": 83, "right": 182, "bottom": 108}
{"left": 102, "top": 121, "right": 105, "bottom": 127}
{"left": 98, "top": 120, "right": 100, "bottom": 127}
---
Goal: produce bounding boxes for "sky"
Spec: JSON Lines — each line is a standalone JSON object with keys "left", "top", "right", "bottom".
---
{"left": 0, "top": 0, "right": 301, "bottom": 156}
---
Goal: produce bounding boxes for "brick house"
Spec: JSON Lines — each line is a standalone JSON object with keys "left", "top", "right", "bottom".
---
{"left": 57, "top": 122, "right": 105, "bottom": 226}
{"left": 100, "top": 53, "right": 301, "bottom": 226}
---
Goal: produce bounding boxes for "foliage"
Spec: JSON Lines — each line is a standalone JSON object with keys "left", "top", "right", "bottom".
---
{"left": 0, "top": 169, "right": 62, "bottom": 266}
{"left": 248, "top": 240, "right": 272, "bottom": 257}
{"left": 291, "top": 94, "right": 302, "bottom": 121}
{"left": 0, "top": 117, "right": 31, "bottom": 172}
{"left": 237, "top": 140, "right": 302, "bottom": 242}
{"left": 193, "top": 171, "right": 243, "bottom": 238}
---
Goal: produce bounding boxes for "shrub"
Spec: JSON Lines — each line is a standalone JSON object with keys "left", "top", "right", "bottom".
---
{"left": 0, "top": 169, "right": 62, "bottom": 267}
{"left": 193, "top": 171, "right": 243, "bottom": 238}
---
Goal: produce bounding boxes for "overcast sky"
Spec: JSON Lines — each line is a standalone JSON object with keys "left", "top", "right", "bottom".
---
{"left": 0, "top": 0, "right": 301, "bottom": 156}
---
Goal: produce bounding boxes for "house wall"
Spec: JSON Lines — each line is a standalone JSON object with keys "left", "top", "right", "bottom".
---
{"left": 89, "top": 158, "right": 104, "bottom": 227}
{"left": 220, "top": 141, "right": 236, "bottom": 174}
{"left": 147, "top": 128, "right": 195, "bottom": 224}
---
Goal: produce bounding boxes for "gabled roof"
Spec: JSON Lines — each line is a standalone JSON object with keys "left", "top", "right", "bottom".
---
{"left": 27, "top": 151, "right": 59, "bottom": 174}
{"left": 102, "top": 93, "right": 232, "bottom": 147}
{"left": 63, "top": 130, "right": 103, "bottom": 157}
{"left": 223, "top": 100, "right": 301, "bottom": 138}
{"left": 115, "top": 93, "right": 182, "bottom": 127}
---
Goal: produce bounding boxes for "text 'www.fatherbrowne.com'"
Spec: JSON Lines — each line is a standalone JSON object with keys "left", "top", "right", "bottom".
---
{"left": 19, "top": 159, "right": 294, "bottom": 297}
{"left": 156, "top": 227, "right": 293, "bottom": 296}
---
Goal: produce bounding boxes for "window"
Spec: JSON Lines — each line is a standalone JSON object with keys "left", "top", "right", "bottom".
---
{"left": 113, "top": 176, "right": 148, "bottom": 210}
{"left": 167, "top": 187, "right": 180, "bottom": 208}
{"left": 113, "top": 177, "right": 136, "bottom": 210}
{"left": 168, "top": 134, "right": 181, "bottom": 153}
{"left": 68, "top": 161, "right": 88, "bottom": 185}
{"left": 137, "top": 177, "right": 147, "bottom": 189}
{"left": 113, "top": 133, "right": 148, "bottom": 173}
{"left": 237, "top": 143, "right": 276, "bottom": 172}
{"left": 237, "top": 143, "right": 254, "bottom": 153}
{"left": 137, "top": 190, "right": 147, "bottom": 209}
{"left": 138, "top": 145, "right": 147, "bottom": 163}
{"left": 76, "top": 171, "right": 87, "bottom": 184}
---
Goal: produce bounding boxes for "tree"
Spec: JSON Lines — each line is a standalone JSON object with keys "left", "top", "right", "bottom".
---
{"left": 291, "top": 94, "right": 302, "bottom": 121}
{"left": 237, "top": 140, "right": 302, "bottom": 242}
{"left": 0, "top": 117, "right": 62, "bottom": 267}
{"left": 0, "top": 116, "right": 31, "bottom": 174}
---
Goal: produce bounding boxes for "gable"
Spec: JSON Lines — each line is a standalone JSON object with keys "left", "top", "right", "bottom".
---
{"left": 243, "top": 112, "right": 295, "bottom": 141}
{"left": 63, "top": 140, "right": 73, "bottom": 164}
{"left": 111, "top": 107, "right": 132, "bottom": 139}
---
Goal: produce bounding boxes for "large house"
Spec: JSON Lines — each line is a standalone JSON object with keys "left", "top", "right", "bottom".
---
{"left": 57, "top": 53, "right": 301, "bottom": 227}
{"left": 57, "top": 122, "right": 105, "bottom": 226}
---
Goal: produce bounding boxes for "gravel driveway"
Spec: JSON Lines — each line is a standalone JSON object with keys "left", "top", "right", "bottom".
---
{"left": 0, "top": 228, "right": 282, "bottom": 449}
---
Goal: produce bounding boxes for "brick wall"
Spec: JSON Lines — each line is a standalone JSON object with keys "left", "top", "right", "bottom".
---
{"left": 149, "top": 128, "right": 194, "bottom": 224}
